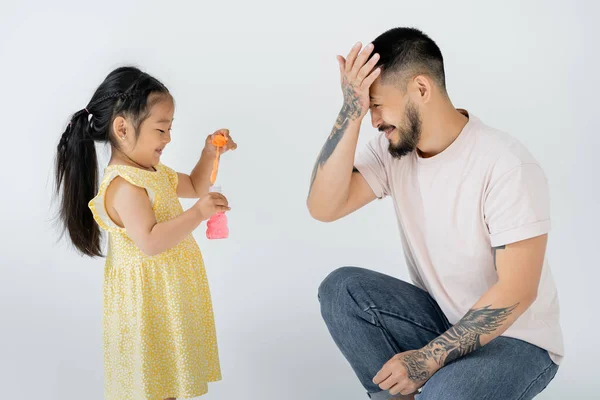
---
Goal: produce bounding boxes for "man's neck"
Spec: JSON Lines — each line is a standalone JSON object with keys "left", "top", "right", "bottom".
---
{"left": 417, "top": 106, "right": 469, "bottom": 159}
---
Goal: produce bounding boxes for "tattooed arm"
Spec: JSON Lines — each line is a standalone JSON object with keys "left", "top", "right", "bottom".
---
{"left": 373, "top": 235, "right": 548, "bottom": 397}
{"left": 307, "top": 42, "right": 381, "bottom": 222}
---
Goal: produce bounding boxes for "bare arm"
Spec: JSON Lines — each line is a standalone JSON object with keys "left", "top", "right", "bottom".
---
{"left": 107, "top": 177, "right": 230, "bottom": 256}
{"left": 307, "top": 42, "right": 380, "bottom": 222}
{"left": 374, "top": 235, "right": 548, "bottom": 396}
{"left": 419, "top": 235, "right": 546, "bottom": 366}
{"left": 177, "top": 129, "right": 237, "bottom": 198}
{"left": 176, "top": 151, "right": 213, "bottom": 199}
{"left": 312, "top": 168, "right": 377, "bottom": 222}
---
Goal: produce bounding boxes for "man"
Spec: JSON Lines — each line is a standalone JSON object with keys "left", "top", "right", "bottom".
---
{"left": 307, "top": 27, "right": 563, "bottom": 400}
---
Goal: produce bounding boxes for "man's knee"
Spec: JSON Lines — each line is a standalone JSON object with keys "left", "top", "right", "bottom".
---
{"left": 317, "top": 266, "right": 367, "bottom": 305}
{"left": 317, "top": 267, "right": 382, "bottom": 348}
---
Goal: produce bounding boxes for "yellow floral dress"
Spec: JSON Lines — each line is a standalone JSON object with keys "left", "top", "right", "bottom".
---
{"left": 88, "top": 163, "right": 221, "bottom": 400}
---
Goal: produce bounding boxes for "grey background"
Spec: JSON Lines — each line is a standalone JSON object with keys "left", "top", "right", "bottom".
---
{"left": 1, "top": 0, "right": 597, "bottom": 398}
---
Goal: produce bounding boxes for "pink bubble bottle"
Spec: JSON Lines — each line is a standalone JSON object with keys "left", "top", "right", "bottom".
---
{"left": 206, "top": 185, "right": 229, "bottom": 240}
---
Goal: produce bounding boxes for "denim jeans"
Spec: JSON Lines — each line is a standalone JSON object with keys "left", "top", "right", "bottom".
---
{"left": 318, "top": 267, "right": 559, "bottom": 400}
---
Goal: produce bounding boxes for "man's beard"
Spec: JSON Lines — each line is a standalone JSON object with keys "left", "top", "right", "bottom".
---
{"left": 385, "top": 102, "right": 422, "bottom": 159}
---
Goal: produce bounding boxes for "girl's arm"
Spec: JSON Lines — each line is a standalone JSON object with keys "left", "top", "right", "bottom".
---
{"left": 177, "top": 129, "right": 237, "bottom": 198}
{"left": 106, "top": 177, "right": 230, "bottom": 256}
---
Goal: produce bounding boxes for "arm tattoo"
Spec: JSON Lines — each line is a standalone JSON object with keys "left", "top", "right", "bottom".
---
{"left": 410, "top": 303, "right": 519, "bottom": 378}
{"left": 493, "top": 245, "right": 506, "bottom": 270}
{"left": 309, "top": 85, "right": 363, "bottom": 192}
{"left": 401, "top": 350, "right": 432, "bottom": 382}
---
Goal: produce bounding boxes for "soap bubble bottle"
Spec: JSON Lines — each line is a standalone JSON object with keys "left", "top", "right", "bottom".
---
{"left": 206, "top": 133, "right": 229, "bottom": 240}
{"left": 206, "top": 185, "right": 229, "bottom": 239}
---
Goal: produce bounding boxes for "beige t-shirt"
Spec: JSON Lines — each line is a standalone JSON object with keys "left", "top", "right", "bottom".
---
{"left": 355, "top": 112, "right": 564, "bottom": 364}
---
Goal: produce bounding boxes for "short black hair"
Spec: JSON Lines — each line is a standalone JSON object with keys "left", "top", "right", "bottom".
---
{"left": 372, "top": 27, "right": 446, "bottom": 91}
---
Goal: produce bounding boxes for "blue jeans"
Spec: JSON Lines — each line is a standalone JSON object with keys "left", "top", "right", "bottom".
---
{"left": 318, "top": 267, "right": 559, "bottom": 400}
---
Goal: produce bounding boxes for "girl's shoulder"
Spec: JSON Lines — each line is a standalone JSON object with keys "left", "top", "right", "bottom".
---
{"left": 89, "top": 164, "right": 160, "bottom": 233}
{"left": 104, "top": 162, "right": 175, "bottom": 177}
{"left": 99, "top": 163, "right": 178, "bottom": 199}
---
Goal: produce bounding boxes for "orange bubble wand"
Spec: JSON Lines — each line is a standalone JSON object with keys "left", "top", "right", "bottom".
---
{"left": 210, "top": 134, "right": 228, "bottom": 185}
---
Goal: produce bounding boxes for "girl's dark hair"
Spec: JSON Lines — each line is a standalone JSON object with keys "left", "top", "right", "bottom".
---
{"left": 55, "top": 66, "right": 170, "bottom": 257}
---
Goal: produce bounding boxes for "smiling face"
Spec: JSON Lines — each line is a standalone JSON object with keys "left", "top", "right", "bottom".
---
{"left": 369, "top": 76, "right": 423, "bottom": 159}
{"left": 113, "top": 94, "right": 175, "bottom": 168}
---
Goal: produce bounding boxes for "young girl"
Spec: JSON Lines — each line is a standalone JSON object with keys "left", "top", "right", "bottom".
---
{"left": 55, "top": 66, "right": 236, "bottom": 400}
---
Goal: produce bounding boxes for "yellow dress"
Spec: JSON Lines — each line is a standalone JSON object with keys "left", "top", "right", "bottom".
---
{"left": 88, "top": 163, "right": 221, "bottom": 400}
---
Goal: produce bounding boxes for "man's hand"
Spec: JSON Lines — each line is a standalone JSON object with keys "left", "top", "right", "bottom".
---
{"left": 336, "top": 42, "right": 381, "bottom": 122}
{"left": 373, "top": 349, "right": 439, "bottom": 397}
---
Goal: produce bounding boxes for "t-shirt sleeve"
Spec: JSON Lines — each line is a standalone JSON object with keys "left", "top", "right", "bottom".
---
{"left": 354, "top": 135, "right": 391, "bottom": 199}
{"left": 484, "top": 163, "right": 551, "bottom": 247}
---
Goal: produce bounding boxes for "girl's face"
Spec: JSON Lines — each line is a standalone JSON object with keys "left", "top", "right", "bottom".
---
{"left": 113, "top": 95, "right": 175, "bottom": 169}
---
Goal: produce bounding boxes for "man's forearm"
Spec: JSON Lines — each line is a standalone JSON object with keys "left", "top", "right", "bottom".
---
{"left": 415, "top": 283, "right": 536, "bottom": 373}
{"left": 307, "top": 101, "right": 362, "bottom": 213}
{"left": 309, "top": 88, "right": 363, "bottom": 181}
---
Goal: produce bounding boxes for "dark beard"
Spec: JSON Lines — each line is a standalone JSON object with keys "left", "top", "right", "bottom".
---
{"left": 388, "top": 102, "right": 421, "bottom": 159}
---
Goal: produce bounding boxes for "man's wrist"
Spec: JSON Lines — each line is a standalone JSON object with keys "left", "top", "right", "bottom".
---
{"left": 347, "top": 114, "right": 365, "bottom": 124}
{"left": 418, "top": 346, "right": 443, "bottom": 372}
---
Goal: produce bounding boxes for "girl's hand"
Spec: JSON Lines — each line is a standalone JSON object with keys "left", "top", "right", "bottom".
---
{"left": 195, "top": 192, "right": 231, "bottom": 221}
{"left": 203, "top": 128, "right": 238, "bottom": 157}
